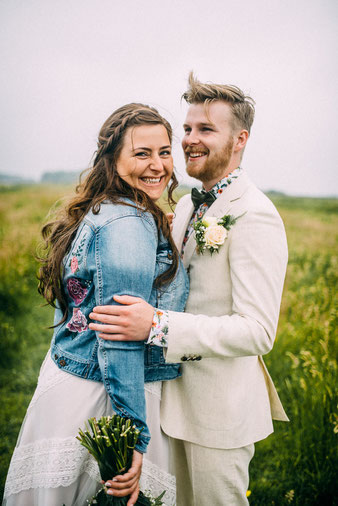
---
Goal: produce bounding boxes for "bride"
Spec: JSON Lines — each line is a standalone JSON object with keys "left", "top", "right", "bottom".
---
{"left": 3, "top": 103, "right": 188, "bottom": 506}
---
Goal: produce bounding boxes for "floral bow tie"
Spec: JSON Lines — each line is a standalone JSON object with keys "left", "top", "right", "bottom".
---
{"left": 191, "top": 187, "right": 216, "bottom": 210}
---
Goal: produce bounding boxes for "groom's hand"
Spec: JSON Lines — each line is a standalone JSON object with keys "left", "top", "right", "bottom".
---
{"left": 89, "top": 295, "right": 154, "bottom": 341}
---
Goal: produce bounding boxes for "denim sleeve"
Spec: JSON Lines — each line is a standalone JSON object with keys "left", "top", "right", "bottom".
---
{"left": 93, "top": 213, "right": 158, "bottom": 453}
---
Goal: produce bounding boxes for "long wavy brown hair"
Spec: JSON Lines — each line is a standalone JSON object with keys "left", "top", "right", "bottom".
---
{"left": 38, "top": 103, "right": 179, "bottom": 324}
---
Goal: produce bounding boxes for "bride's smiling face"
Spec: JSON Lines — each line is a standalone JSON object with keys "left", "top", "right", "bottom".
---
{"left": 116, "top": 124, "right": 173, "bottom": 201}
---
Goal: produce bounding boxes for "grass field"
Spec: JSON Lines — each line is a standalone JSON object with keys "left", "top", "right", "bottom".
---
{"left": 0, "top": 184, "right": 337, "bottom": 505}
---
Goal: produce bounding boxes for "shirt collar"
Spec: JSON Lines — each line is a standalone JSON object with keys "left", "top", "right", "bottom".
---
{"left": 206, "top": 166, "right": 242, "bottom": 200}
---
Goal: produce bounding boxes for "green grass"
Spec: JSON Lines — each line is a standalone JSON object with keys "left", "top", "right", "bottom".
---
{"left": 248, "top": 197, "right": 338, "bottom": 506}
{"left": 0, "top": 185, "right": 337, "bottom": 505}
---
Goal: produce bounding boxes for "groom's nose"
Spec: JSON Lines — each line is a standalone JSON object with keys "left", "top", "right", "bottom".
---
{"left": 182, "top": 129, "right": 200, "bottom": 148}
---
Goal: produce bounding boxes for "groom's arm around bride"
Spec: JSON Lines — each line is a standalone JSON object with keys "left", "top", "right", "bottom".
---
{"left": 90, "top": 73, "right": 289, "bottom": 506}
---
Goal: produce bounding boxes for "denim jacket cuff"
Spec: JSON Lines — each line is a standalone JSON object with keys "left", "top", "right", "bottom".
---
{"left": 135, "top": 434, "right": 151, "bottom": 454}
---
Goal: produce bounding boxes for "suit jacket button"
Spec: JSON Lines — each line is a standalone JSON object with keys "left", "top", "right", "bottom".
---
{"left": 59, "top": 359, "right": 66, "bottom": 367}
{"left": 54, "top": 354, "right": 58, "bottom": 360}
{"left": 196, "top": 355, "right": 202, "bottom": 361}
{"left": 181, "top": 356, "right": 188, "bottom": 361}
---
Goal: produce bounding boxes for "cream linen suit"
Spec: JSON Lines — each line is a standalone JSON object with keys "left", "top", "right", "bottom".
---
{"left": 160, "top": 171, "right": 288, "bottom": 504}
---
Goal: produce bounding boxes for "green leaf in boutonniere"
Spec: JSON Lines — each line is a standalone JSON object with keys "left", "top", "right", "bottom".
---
{"left": 193, "top": 213, "right": 244, "bottom": 255}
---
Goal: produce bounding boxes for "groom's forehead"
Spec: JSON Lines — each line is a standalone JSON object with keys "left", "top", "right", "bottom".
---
{"left": 183, "top": 101, "right": 232, "bottom": 126}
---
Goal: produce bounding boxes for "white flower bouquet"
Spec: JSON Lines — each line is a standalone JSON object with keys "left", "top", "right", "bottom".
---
{"left": 77, "top": 415, "right": 165, "bottom": 506}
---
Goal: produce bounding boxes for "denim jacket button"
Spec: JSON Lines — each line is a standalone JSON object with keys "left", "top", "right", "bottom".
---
{"left": 167, "top": 253, "right": 173, "bottom": 260}
{"left": 59, "top": 359, "right": 66, "bottom": 367}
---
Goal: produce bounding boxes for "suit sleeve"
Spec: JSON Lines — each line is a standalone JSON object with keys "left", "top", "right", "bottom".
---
{"left": 93, "top": 214, "right": 157, "bottom": 453}
{"left": 165, "top": 208, "right": 288, "bottom": 361}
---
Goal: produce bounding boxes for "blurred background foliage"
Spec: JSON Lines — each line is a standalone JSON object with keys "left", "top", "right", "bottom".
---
{"left": 0, "top": 184, "right": 337, "bottom": 505}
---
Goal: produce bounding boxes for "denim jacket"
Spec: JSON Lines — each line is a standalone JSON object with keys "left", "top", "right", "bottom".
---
{"left": 50, "top": 200, "right": 189, "bottom": 453}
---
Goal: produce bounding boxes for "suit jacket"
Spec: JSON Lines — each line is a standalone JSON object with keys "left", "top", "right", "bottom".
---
{"left": 161, "top": 171, "right": 289, "bottom": 450}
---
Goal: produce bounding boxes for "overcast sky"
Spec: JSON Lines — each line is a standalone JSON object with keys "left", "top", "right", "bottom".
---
{"left": 1, "top": 0, "right": 337, "bottom": 196}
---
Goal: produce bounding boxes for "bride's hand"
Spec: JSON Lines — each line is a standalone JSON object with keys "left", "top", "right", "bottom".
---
{"left": 105, "top": 450, "right": 143, "bottom": 505}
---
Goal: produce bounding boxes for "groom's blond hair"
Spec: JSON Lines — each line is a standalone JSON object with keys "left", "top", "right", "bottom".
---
{"left": 182, "top": 72, "right": 255, "bottom": 133}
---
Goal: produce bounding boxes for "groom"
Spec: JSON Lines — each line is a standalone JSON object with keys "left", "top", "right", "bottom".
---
{"left": 90, "top": 73, "right": 288, "bottom": 505}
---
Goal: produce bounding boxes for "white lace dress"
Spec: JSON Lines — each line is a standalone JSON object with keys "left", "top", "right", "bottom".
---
{"left": 2, "top": 351, "right": 176, "bottom": 506}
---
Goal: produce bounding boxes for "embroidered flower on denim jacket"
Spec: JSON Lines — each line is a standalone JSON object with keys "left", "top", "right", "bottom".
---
{"left": 70, "top": 256, "right": 79, "bottom": 273}
{"left": 67, "top": 308, "right": 88, "bottom": 333}
{"left": 67, "top": 277, "right": 88, "bottom": 305}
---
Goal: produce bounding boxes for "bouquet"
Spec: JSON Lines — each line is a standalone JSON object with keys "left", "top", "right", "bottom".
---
{"left": 77, "top": 415, "right": 165, "bottom": 505}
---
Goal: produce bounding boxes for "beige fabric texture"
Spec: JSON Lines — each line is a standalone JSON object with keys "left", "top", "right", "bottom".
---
{"left": 161, "top": 171, "right": 289, "bottom": 450}
{"left": 169, "top": 437, "right": 254, "bottom": 506}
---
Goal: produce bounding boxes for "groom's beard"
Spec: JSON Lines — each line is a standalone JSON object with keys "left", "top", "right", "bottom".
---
{"left": 185, "top": 136, "right": 234, "bottom": 184}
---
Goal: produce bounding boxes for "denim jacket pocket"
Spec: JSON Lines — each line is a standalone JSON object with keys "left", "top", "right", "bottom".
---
{"left": 155, "top": 249, "right": 173, "bottom": 274}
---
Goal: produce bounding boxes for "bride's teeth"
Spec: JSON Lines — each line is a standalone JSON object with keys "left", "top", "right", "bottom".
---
{"left": 142, "top": 177, "right": 161, "bottom": 183}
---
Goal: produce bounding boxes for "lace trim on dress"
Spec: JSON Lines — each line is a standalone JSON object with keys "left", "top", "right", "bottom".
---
{"left": 4, "top": 437, "right": 100, "bottom": 497}
{"left": 140, "top": 457, "right": 176, "bottom": 506}
{"left": 4, "top": 436, "right": 176, "bottom": 505}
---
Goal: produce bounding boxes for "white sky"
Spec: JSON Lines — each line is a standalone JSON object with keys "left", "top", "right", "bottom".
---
{"left": 0, "top": 0, "right": 337, "bottom": 196}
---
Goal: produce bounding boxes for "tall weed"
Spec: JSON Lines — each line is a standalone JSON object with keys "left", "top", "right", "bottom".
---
{"left": 250, "top": 204, "right": 338, "bottom": 505}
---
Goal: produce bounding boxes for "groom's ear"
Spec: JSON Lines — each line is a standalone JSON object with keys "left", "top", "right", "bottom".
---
{"left": 233, "top": 129, "right": 249, "bottom": 153}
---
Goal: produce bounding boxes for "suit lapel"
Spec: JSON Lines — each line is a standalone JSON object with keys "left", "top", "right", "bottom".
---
{"left": 172, "top": 196, "right": 194, "bottom": 252}
{"left": 182, "top": 226, "right": 197, "bottom": 268}
{"left": 182, "top": 172, "right": 251, "bottom": 268}
{"left": 205, "top": 172, "right": 250, "bottom": 217}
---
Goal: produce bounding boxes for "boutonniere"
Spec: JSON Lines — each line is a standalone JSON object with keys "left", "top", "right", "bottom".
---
{"left": 193, "top": 214, "right": 242, "bottom": 255}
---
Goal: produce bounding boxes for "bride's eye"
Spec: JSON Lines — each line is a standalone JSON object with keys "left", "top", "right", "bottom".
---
{"left": 160, "top": 150, "right": 171, "bottom": 156}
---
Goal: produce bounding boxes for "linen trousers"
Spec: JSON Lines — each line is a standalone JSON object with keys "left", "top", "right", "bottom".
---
{"left": 169, "top": 437, "right": 254, "bottom": 506}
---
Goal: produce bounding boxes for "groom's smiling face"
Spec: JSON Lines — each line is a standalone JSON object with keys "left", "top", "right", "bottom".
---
{"left": 182, "top": 101, "right": 237, "bottom": 189}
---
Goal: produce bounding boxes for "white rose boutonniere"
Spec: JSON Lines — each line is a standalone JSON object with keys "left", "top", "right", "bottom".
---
{"left": 193, "top": 214, "right": 243, "bottom": 255}
{"left": 204, "top": 224, "right": 228, "bottom": 248}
